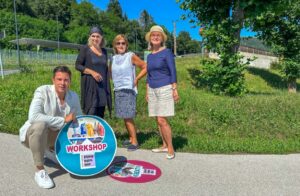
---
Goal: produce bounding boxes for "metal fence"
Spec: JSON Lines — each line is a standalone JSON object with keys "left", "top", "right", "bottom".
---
{"left": 238, "top": 45, "right": 274, "bottom": 56}
{"left": 0, "top": 49, "right": 78, "bottom": 67}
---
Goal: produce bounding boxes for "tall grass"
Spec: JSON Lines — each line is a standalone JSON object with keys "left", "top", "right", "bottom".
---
{"left": 0, "top": 56, "right": 299, "bottom": 153}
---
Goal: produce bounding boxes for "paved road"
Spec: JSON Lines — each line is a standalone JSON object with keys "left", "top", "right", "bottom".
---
{"left": 1, "top": 132, "right": 300, "bottom": 196}
{"left": 1, "top": 69, "right": 20, "bottom": 78}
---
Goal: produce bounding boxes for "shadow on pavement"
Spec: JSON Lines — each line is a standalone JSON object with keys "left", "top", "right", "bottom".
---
{"left": 45, "top": 159, "right": 68, "bottom": 179}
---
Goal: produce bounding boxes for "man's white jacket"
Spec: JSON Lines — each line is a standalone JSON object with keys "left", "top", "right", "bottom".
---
{"left": 19, "top": 85, "right": 82, "bottom": 142}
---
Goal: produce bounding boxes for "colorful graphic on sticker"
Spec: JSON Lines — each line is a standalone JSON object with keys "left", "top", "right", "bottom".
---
{"left": 106, "top": 160, "right": 161, "bottom": 183}
{"left": 55, "top": 115, "right": 117, "bottom": 176}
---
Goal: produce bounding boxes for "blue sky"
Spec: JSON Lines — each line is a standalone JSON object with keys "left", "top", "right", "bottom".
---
{"left": 83, "top": 0, "right": 256, "bottom": 41}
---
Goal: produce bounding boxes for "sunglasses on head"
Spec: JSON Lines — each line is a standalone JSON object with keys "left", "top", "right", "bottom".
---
{"left": 116, "top": 42, "right": 126, "bottom": 46}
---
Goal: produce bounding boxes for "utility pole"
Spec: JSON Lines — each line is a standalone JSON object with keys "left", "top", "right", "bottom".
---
{"left": 0, "top": 30, "right": 4, "bottom": 79}
{"left": 135, "top": 29, "right": 137, "bottom": 52}
{"left": 13, "top": 0, "right": 20, "bottom": 67}
{"left": 0, "top": 47, "right": 3, "bottom": 79}
{"left": 173, "top": 21, "right": 177, "bottom": 56}
{"left": 56, "top": 15, "right": 60, "bottom": 64}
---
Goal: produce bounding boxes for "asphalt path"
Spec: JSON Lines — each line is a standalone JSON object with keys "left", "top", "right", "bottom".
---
{"left": 1, "top": 132, "right": 300, "bottom": 196}
{"left": 2, "top": 69, "right": 20, "bottom": 76}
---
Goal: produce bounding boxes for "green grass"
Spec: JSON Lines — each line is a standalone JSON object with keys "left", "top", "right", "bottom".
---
{"left": 1, "top": 57, "right": 300, "bottom": 154}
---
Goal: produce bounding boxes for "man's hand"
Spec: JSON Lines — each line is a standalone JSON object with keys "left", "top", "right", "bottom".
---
{"left": 64, "top": 113, "right": 76, "bottom": 123}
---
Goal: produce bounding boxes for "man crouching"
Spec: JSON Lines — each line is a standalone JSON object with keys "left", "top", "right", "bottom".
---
{"left": 19, "top": 66, "right": 82, "bottom": 189}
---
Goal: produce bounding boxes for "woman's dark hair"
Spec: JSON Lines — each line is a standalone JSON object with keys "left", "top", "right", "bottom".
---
{"left": 53, "top": 66, "right": 72, "bottom": 79}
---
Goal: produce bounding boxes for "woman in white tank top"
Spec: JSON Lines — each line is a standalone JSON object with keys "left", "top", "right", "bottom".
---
{"left": 110, "top": 34, "right": 147, "bottom": 151}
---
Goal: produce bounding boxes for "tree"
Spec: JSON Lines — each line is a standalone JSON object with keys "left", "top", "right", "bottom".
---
{"left": 68, "top": 1, "right": 100, "bottom": 28}
{"left": 27, "top": 0, "right": 74, "bottom": 26}
{"left": 98, "top": 11, "right": 129, "bottom": 47}
{"left": 176, "top": 31, "right": 200, "bottom": 55}
{"left": 138, "top": 10, "right": 154, "bottom": 31}
{"left": 126, "top": 20, "right": 140, "bottom": 51}
{"left": 107, "top": 0, "right": 123, "bottom": 19}
{"left": 178, "top": 0, "right": 278, "bottom": 96}
{"left": 0, "top": 10, "right": 64, "bottom": 48}
{"left": 63, "top": 26, "right": 90, "bottom": 44}
{"left": 251, "top": 0, "right": 300, "bottom": 93}
{"left": 0, "top": 0, "right": 34, "bottom": 16}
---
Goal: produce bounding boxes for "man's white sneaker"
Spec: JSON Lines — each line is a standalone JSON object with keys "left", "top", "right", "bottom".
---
{"left": 44, "top": 149, "right": 59, "bottom": 165}
{"left": 34, "top": 169, "right": 54, "bottom": 189}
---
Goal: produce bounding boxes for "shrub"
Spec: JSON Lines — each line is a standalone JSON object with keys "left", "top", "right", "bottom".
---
{"left": 200, "top": 53, "right": 248, "bottom": 96}
{"left": 282, "top": 59, "right": 300, "bottom": 82}
{"left": 270, "top": 61, "right": 282, "bottom": 70}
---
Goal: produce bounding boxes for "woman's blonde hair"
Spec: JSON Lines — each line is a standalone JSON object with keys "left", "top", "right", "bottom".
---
{"left": 88, "top": 34, "right": 106, "bottom": 48}
{"left": 112, "top": 34, "right": 129, "bottom": 54}
{"left": 147, "top": 32, "right": 166, "bottom": 51}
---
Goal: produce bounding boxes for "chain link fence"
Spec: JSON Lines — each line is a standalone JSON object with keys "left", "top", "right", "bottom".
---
{"left": 0, "top": 49, "right": 78, "bottom": 67}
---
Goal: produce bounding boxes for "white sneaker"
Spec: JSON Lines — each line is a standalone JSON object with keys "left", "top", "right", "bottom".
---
{"left": 44, "top": 149, "right": 59, "bottom": 165}
{"left": 34, "top": 169, "right": 54, "bottom": 189}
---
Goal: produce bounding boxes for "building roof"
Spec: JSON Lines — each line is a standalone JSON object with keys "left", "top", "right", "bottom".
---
{"left": 9, "top": 38, "right": 83, "bottom": 50}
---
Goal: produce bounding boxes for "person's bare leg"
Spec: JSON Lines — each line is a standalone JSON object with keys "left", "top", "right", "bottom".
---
{"left": 156, "top": 118, "right": 167, "bottom": 149}
{"left": 124, "top": 118, "right": 138, "bottom": 145}
{"left": 157, "top": 117, "right": 174, "bottom": 155}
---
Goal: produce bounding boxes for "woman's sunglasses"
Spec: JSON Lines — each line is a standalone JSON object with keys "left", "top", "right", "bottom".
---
{"left": 116, "top": 42, "right": 126, "bottom": 46}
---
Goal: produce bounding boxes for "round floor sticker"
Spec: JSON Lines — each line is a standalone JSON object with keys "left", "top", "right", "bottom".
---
{"left": 106, "top": 160, "right": 161, "bottom": 183}
{"left": 55, "top": 115, "right": 117, "bottom": 176}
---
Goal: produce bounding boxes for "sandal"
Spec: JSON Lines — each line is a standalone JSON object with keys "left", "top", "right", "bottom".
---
{"left": 122, "top": 140, "right": 131, "bottom": 147}
{"left": 151, "top": 147, "right": 168, "bottom": 153}
{"left": 166, "top": 153, "right": 175, "bottom": 160}
{"left": 127, "top": 144, "right": 139, "bottom": 151}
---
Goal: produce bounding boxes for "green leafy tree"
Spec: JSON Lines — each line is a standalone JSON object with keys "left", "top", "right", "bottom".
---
{"left": 27, "top": 0, "right": 74, "bottom": 26}
{"left": 188, "top": 40, "right": 201, "bottom": 54}
{"left": 126, "top": 20, "right": 141, "bottom": 51}
{"left": 177, "top": 31, "right": 190, "bottom": 55}
{"left": 138, "top": 10, "right": 156, "bottom": 51}
{"left": 0, "top": 0, "right": 34, "bottom": 16}
{"left": 0, "top": 11, "right": 63, "bottom": 49}
{"left": 165, "top": 31, "right": 174, "bottom": 53}
{"left": 176, "top": 31, "right": 200, "bottom": 55}
{"left": 107, "top": 0, "right": 123, "bottom": 19}
{"left": 178, "top": 0, "right": 277, "bottom": 96}
{"left": 63, "top": 26, "right": 90, "bottom": 44}
{"left": 69, "top": 1, "right": 100, "bottom": 28}
{"left": 251, "top": 0, "right": 300, "bottom": 93}
{"left": 98, "top": 11, "right": 128, "bottom": 47}
{"left": 138, "top": 10, "right": 154, "bottom": 31}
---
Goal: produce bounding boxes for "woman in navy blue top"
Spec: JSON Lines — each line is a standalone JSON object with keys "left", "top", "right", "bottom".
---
{"left": 145, "top": 25, "right": 179, "bottom": 160}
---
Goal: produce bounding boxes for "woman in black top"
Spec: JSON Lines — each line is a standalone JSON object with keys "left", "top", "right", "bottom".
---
{"left": 75, "top": 26, "right": 111, "bottom": 118}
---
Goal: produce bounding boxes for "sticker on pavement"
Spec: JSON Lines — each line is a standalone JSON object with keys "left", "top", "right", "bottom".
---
{"left": 106, "top": 160, "right": 161, "bottom": 183}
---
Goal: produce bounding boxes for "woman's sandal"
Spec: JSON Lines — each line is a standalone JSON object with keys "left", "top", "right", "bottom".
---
{"left": 151, "top": 147, "right": 168, "bottom": 153}
{"left": 166, "top": 153, "right": 175, "bottom": 160}
{"left": 122, "top": 140, "right": 131, "bottom": 147}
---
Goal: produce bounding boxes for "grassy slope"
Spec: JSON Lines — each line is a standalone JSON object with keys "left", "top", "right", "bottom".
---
{"left": 0, "top": 57, "right": 299, "bottom": 153}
